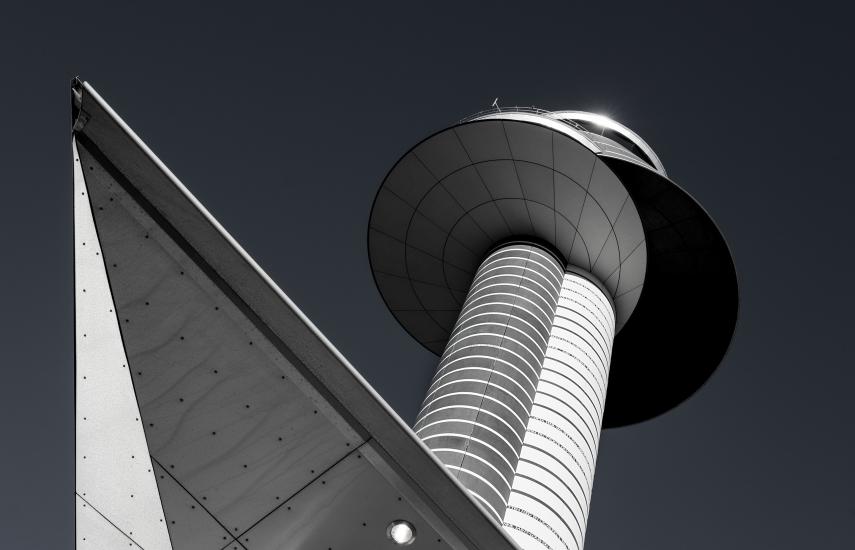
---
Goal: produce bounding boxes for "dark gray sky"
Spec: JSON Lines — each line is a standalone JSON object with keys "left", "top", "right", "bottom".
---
{"left": 1, "top": 2, "right": 853, "bottom": 548}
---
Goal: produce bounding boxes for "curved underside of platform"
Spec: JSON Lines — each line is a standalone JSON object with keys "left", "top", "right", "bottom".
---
{"left": 369, "top": 116, "right": 738, "bottom": 427}
{"left": 599, "top": 158, "right": 738, "bottom": 427}
{"left": 368, "top": 118, "right": 647, "bottom": 346}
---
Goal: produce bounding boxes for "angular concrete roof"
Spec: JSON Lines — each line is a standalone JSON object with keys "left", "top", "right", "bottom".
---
{"left": 73, "top": 79, "right": 518, "bottom": 550}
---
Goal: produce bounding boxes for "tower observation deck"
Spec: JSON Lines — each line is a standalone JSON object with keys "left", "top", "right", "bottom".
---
{"left": 368, "top": 108, "right": 738, "bottom": 550}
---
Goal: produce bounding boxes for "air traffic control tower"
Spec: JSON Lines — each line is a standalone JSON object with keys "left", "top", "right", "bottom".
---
{"left": 368, "top": 109, "right": 738, "bottom": 550}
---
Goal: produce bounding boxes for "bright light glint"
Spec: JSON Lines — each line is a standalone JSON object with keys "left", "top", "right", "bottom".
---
{"left": 387, "top": 520, "right": 416, "bottom": 545}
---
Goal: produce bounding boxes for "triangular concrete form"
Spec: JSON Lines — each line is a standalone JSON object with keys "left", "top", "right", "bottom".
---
{"left": 74, "top": 138, "right": 172, "bottom": 549}
{"left": 72, "top": 78, "right": 522, "bottom": 550}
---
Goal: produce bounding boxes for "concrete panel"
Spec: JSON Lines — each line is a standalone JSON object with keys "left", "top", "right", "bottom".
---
{"left": 467, "top": 202, "right": 511, "bottom": 242}
{"left": 553, "top": 133, "right": 596, "bottom": 186}
{"left": 516, "top": 161, "right": 554, "bottom": 206}
{"left": 495, "top": 199, "right": 534, "bottom": 236}
{"left": 588, "top": 159, "right": 629, "bottom": 222}
{"left": 408, "top": 212, "right": 451, "bottom": 258}
{"left": 555, "top": 215, "right": 577, "bottom": 261}
{"left": 74, "top": 139, "right": 172, "bottom": 550}
{"left": 442, "top": 235, "right": 483, "bottom": 269}
{"left": 504, "top": 121, "right": 553, "bottom": 167}
{"left": 526, "top": 201, "right": 557, "bottom": 244}
{"left": 407, "top": 246, "right": 450, "bottom": 287}
{"left": 444, "top": 262, "right": 475, "bottom": 293}
{"left": 241, "top": 444, "right": 452, "bottom": 550}
{"left": 368, "top": 229, "right": 408, "bottom": 277}
{"left": 76, "top": 495, "right": 142, "bottom": 549}
{"left": 413, "top": 281, "right": 461, "bottom": 311}
{"left": 369, "top": 188, "right": 414, "bottom": 240}
{"left": 384, "top": 153, "right": 437, "bottom": 207}
{"left": 442, "top": 165, "right": 492, "bottom": 209}
{"left": 415, "top": 130, "right": 471, "bottom": 180}
{"left": 377, "top": 272, "right": 426, "bottom": 310}
{"left": 477, "top": 160, "right": 523, "bottom": 199}
{"left": 612, "top": 203, "right": 646, "bottom": 262}
{"left": 575, "top": 200, "right": 612, "bottom": 266}
{"left": 553, "top": 172, "right": 587, "bottom": 228}
{"left": 418, "top": 184, "right": 465, "bottom": 232}
{"left": 592, "top": 232, "right": 620, "bottom": 284}
{"left": 455, "top": 120, "right": 512, "bottom": 162}
{"left": 78, "top": 141, "right": 358, "bottom": 536}
{"left": 448, "top": 214, "right": 494, "bottom": 254}
{"left": 616, "top": 243, "right": 647, "bottom": 296}
{"left": 152, "top": 462, "right": 239, "bottom": 550}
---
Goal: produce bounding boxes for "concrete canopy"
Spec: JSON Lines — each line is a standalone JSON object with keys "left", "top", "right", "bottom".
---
{"left": 72, "top": 79, "right": 519, "bottom": 550}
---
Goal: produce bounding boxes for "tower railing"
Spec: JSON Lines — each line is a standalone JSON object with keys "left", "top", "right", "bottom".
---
{"left": 458, "top": 106, "right": 588, "bottom": 133}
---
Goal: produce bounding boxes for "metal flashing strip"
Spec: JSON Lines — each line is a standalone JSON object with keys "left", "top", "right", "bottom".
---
{"left": 548, "top": 111, "right": 667, "bottom": 177}
{"left": 72, "top": 79, "right": 520, "bottom": 550}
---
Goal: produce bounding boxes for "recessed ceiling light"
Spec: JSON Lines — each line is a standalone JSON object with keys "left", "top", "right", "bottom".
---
{"left": 386, "top": 519, "right": 416, "bottom": 545}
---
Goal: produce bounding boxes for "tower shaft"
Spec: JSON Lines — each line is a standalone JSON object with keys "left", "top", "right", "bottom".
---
{"left": 415, "top": 243, "right": 564, "bottom": 519}
{"left": 415, "top": 242, "right": 615, "bottom": 550}
{"left": 504, "top": 270, "right": 614, "bottom": 550}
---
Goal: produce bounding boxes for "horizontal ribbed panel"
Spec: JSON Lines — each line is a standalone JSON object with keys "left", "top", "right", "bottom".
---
{"left": 416, "top": 243, "right": 563, "bottom": 521}
{"left": 503, "top": 271, "right": 615, "bottom": 550}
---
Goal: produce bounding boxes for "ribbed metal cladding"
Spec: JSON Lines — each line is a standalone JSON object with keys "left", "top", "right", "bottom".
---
{"left": 503, "top": 271, "right": 616, "bottom": 550}
{"left": 414, "top": 242, "right": 564, "bottom": 522}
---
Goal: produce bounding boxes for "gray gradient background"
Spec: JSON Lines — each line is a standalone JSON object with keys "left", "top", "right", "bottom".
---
{"left": 1, "top": 2, "right": 853, "bottom": 548}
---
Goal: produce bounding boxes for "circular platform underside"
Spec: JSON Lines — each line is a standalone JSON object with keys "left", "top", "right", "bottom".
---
{"left": 598, "top": 158, "right": 738, "bottom": 427}
{"left": 368, "top": 118, "right": 647, "bottom": 337}
{"left": 369, "top": 117, "right": 738, "bottom": 427}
